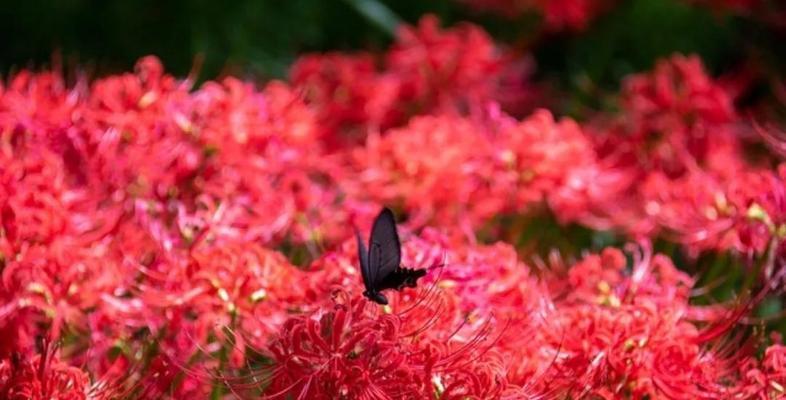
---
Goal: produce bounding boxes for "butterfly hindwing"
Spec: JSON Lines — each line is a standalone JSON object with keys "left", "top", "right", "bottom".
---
{"left": 368, "top": 207, "right": 401, "bottom": 288}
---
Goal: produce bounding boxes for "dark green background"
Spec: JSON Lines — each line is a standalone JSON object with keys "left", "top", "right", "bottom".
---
{"left": 2, "top": 0, "right": 772, "bottom": 88}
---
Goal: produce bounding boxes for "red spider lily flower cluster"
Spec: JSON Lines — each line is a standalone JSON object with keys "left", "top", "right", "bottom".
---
{"left": 0, "top": 342, "right": 117, "bottom": 400}
{"left": 258, "top": 233, "right": 785, "bottom": 398}
{"left": 0, "top": 353, "right": 91, "bottom": 400}
{"left": 262, "top": 295, "right": 512, "bottom": 399}
{"left": 346, "top": 109, "right": 599, "bottom": 231}
{"left": 561, "top": 54, "right": 786, "bottom": 257}
{"left": 290, "top": 15, "right": 512, "bottom": 148}
{"left": 3, "top": 15, "right": 786, "bottom": 399}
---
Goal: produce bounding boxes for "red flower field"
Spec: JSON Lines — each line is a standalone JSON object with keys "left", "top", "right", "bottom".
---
{"left": 2, "top": 13, "right": 786, "bottom": 400}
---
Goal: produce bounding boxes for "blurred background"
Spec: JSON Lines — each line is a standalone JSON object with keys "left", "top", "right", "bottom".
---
{"left": 3, "top": 0, "right": 784, "bottom": 111}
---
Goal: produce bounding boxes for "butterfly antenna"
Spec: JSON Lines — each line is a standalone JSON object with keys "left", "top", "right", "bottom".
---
{"left": 428, "top": 251, "right": 449, "bottom": 271}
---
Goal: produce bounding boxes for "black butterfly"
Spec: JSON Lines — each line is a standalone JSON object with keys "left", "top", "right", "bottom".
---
{"left": 356, "top": 207, "right": 427, "bottom": 305}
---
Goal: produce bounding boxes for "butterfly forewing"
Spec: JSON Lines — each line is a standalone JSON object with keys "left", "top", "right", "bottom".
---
{"left": 355, "top": 229, "right": 372, "bottom": 290}
{"left": 368, "top": 208, "right": 401, "bottom": 288}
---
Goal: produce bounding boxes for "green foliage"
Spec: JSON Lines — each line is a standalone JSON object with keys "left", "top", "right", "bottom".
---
{"left": 1, "top": 0, "right": 393, "bottom": 79}
{"left": 0, "top": 0, "right": 754, "bottom": 85}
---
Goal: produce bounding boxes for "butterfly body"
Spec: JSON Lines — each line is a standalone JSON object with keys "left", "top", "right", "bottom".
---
{"left": 363, "top": 289, "right": 390, "bottom": 305}
{"left": 356, "top": 208, "right": 427, "bottom": 305}
{"left": 377, "top": 267, "right": 427, "bottom": 291}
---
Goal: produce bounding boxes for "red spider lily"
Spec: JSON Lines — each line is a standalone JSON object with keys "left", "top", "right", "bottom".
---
{"left": 22, "top": 55, "right": 348, "bottom": 251}
{"left": 640, "top": 170, "right": 739, "bottom": 254}
{"left": 531, "top": 245, "right": 751, "bottom": 398}
{"left": 0, "top": 343, "right": 115, "bottom": 400}
{"left": 0, "top": 141, "right": 124, "bottom": 355}
{"left": 263, "top": 297, "right": 432, "bottom": 398}
{"left": 494, "top": 109, "right": 597, "bottom": 212}
{"left": 735, "top": 338, "right": 786, "bottom": 399}
{"left": 347, "top": 114, "right": 497, "bottom": 229}
{"left": 546, "top": 160, "right": 639, "bottom": 231}
{"left": 0, "top": 242, "right": 122, "bottom": 357}
{"left": 348, "top": 109, "right": 601, "bottom": 231}
{"left": 0, "top": 70, "right": 82, "bottom": 148}
{"left": 615, "top": 53, "right": 742, "bottom": 178}
{"left": 727, "top": 166, "right": 786, "bottom": 256}
{"left": 644, "top": 164, "right": 786, "bottom": 255}
{"left": 188, "top": 78, "right": 352, "bottom": 246}
{"left": 571, "top": 54, "right": 765, "bottom": 247}
{"left": 0, "top": 142, "right": 72, "bottom": 248}
{"left": 388, "top": 15, "right": 504, "bottom": 116}
{"left": 457, "top": 0, "right": 614, "bottom": 31}
{"left": 100, "top": 220, "right": 324, "bottom": 367}
{"left": 262, "top": 294, "right": 515, "bottom": 399}
{"left": 310, "top": 227, "right": 537, "bottom": 393}
{"left": 290, "top": 53, "right": 402, "bottom": 146}
{"left": 75, "top": 56, "right": 200, "bottom": 199}
{"left": 624, "top": 54, "right": 736, "bottom": 127}
{"left": 159, "top": 241, "right": 316, "bottom": 348}
{"left": 536, "top": 0, "right": 616, "bottom": 31}
{"left": 1, "top": 50, "right": 786, "bottom": 399}
{"left": 291, "top": 15, "right": 514, "bottom": 148}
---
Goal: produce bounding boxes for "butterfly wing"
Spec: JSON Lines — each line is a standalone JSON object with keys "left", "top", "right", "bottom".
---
{"left": 368, "top": 207, "right": 401, "bottom": 289}
{"left": 355, "top": 228, "right": 372, "bottom": 290}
